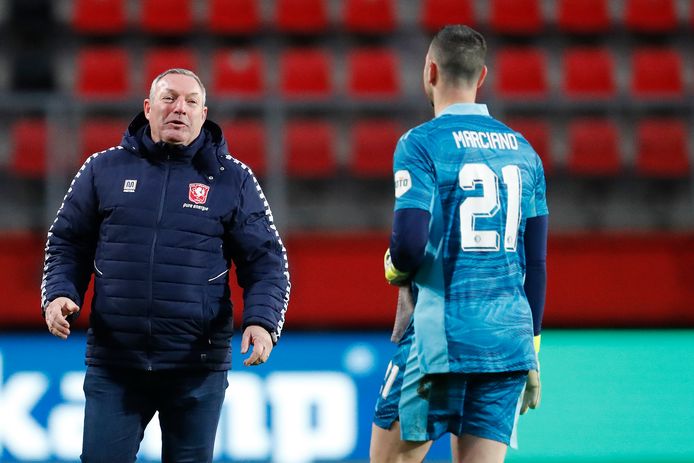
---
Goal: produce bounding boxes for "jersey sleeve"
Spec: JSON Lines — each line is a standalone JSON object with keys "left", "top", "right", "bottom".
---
{"left": 392, "top": 131, "right": 435, "bottom": 212}
{"left": 527, "top": 154, "right": 549, "bottom": 218}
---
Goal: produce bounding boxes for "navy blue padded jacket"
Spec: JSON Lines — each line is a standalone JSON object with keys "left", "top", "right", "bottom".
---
{"left": 41, "top": 112, "right": 290, "bottom": 371}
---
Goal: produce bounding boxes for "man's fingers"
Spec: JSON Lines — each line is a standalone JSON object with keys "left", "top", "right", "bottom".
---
{"left": 243, "top": 343, "right": 265, "bottom": 366}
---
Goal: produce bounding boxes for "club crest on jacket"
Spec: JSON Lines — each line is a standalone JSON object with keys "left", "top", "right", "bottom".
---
{"left": 188, "top": 183, "right": 210, "bottom": 205}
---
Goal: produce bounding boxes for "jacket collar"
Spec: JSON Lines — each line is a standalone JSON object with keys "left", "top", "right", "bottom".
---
{"left": 437, "top": 103, "right": 490, "bottom": 117}
{"left": 122, "top": 112, "right": 228, "bottom": 179}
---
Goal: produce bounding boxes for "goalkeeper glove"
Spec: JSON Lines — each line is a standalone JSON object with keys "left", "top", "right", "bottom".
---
{"left": 384, "top": 248, "right": 409, "bottom": 286}
{"left": 521, "top": 335, "right": 542, "bottom": 414}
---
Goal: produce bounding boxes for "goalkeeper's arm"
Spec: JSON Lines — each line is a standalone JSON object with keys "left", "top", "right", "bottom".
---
{"left": 385, "top": 208, "right": 430, "bottom": 285}
{"left": 520, "top": 214, "right": 548, "bottom": 414}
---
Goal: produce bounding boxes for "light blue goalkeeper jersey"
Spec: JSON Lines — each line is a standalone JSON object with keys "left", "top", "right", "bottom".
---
{"left": 393, "top": 103, "right": 548, "bottom": 374}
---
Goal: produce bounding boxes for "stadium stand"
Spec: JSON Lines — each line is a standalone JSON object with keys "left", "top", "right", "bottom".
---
{"left": 566, "top": 118, "right": 621, "bottom": 176}
{"left": 139, "top": 0, "right": 193, "bottom": 34}
{"left": 347, "top": 47, "right": 400, "bottom": 97}
{"left": 349, "top": 119, "right": 401, "bottom": 177}
{"left": 285, "top": 120, "right": 336, "bottom": 178}
{"left": 635, "top": 118, "right": 690, "bottom": 178}
{"left": 71, "top": 0, "right": 127, "bottom": 34}
{"left": 557, "top": 0, "right": 611, "bottom": 33}
{"left": 631, "top": 47, "right": 684, "bottom": 97}
{"left": 280, "top": 48, "right": 332, "bottom": 98}
{"left": 562, "top": 47, "right": 616, "bottom": 98}
{"left": 624, "top": 0, "right": 678, "bottom": 33}
{"left": 421, "top": 0, "right": 476, "bottom": 32}
{"left": 10, "top": 118, "right": 46, "bottom": 178}
{"left": 79, "top": 119, "right": 126, "bottom": 165}
{"left": 212, "top": 48, "right": 264, "bottom": 97}
{"left": 506, "top": 118, "right": 553, "bottom": 174}
{"left": 207, "top": 0, "right": 261, "bottom": 34}
{"left": 143, "top": 47, "right": 197, "bottom": 91}
{"left": 75, "top": 47, "right": 130, "bottom": 99}
{"left": 343, "top": 0, "right": 396, "bottom": 33}
{"left": 495, "top": 47, "right": 548, "bottom": 98}
{"left": 221, "top": 119, "right": 267, "bottom": 176}
{"left": 490, "top": 0, "right": 543, "bottom": 35}
{"left": 276, "top": 0, "right": 328, "bottom": 33}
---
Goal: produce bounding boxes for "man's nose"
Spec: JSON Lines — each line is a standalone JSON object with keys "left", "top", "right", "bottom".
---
{"left": 173, "top": 97, "right": 186, "bottom": 113}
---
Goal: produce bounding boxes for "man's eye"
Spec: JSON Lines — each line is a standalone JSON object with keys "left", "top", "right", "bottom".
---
{"left": 163, "top": 96, "right": 174, "bottom": 101}
{"left": 187, "top": 100, "right": 198, "bottom": 105}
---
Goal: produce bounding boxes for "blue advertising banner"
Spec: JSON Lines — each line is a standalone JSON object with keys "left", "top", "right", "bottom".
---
{"left": 0, "top": 332, "right": 450, "bottom": 462}
{"left": 1, "top": 331, "right": 694, "bottom": 462}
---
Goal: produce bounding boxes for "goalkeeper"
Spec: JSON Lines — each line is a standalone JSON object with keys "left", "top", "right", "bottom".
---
{"left": 370, "top": 25, "right": 548, "bottom": 463}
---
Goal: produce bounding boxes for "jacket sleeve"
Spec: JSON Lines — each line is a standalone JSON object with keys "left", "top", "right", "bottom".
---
{"left": 41, "top": 158, "right": 100, "bottom": 316}
{"left": 227, "top": 172, "right": 290, "bottom": 343}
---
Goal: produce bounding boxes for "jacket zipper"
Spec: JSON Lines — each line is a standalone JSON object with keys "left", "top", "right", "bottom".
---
{"left": 147, "top": 156, "right": 171, "bottom": 370}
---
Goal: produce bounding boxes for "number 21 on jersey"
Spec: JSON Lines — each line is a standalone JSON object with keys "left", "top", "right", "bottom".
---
{"left": 458, "top": 163, "right": 521, "bottom": 252}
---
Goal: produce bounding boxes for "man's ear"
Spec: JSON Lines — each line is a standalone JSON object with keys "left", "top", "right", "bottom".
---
{"left": 476, "top": 65, "right": 488, "bottom": 89}
{"left": 428, "top": 60, "right": 438, "bottom": 86}
{"left": 143, "top": 99, "right": 151, "bottom": 120}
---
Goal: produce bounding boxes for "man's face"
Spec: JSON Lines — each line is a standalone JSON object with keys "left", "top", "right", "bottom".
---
{"left": 144, "top": 73, "right": 207, "bottom": 146}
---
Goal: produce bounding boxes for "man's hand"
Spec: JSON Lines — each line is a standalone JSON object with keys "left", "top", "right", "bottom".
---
{"left": 44, "top": 297, "right": 79, "bottom": 340}
{"left": 384, "top": 249, "right": 409, "bottom": 286}
{"left": 520, "top": 369, "right": 541, "bottom": 414}
{"left": 241, "top": 325, "right": 273, "bottom": 367}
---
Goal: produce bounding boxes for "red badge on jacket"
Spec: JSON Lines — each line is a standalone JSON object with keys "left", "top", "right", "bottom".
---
{"left": 188, "top": 183, "right": 210, "bottom": 205}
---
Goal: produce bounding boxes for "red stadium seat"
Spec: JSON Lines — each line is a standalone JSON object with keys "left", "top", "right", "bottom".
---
{"left": 80, "top": 119, "right": 126, "bottom": 165}
{"left": 276, "top": 0, "right": 328, "bottom": 33}
{"left": 140, "top": 0, "right": 192, "bottom": 34}
{"left": 490, "top": 0, "right": 543, "bottom": 34}
{"left": 143, "top": 48, "right": 197, "bottom": 91}
{"left": 221, "top": 120, "right": 267, "bottom": 176}
{"left": 344, "top": 0, "right": 396, "bottom": 33}
{"left": 350, "top": 119, "right": 401, "bottom": 177}
{"left": 557, "top": 0, "right": 610, "bottom": 33}
{"left": 625, "top": 0, "right": 677, "bottom": 33}
{"left": 72, "top": 0, "right": 126, "bottom": 34}
{"left": 495, "top": 47, "right": 547, "bottom": 98}
{"left": 11, "top": 119, "right": 46, "bottom": 178}
{"left": 75, "top": 47, "right": 130, "bottom": 98}
{"left": 631, "top": 48, "right": 683, "bottom": 97}
{"left": 506, "top": 118, "right": 553, "bottom": 174}
{"left": 212, "top": 48, "right": 264, "bottom": 97}
{"left": 421, "top": 0, "right": 475, "bottom": 32}
{"left": 347, "top": 48, "right": 400, "bottom": 98}
{"left": 567, "top": 119, "right": 621, "bottom": 176}
{"left": 562, "top": 47, "right": 615, "bottom": 98}
{"left": 280, "top": 48, "right": 332, "bottom": 98}
{"left": 636, "top": 119, "right": 689, "bottom": 177}
{"left": 207, "top": 0, "right": 261, "bottom": 34}
{"left": 285, "top": 120, "right": 336, "bottom": 177}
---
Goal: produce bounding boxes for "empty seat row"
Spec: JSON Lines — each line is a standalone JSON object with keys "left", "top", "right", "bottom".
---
{"left": 71, "top": 0, "right": 397, "bottom": 35}
{"left": 497, "top": 46, "right": 686, "bottom": 99}
{"left": 69, "top": 0, "right": 694, "bottom": 35}
{"left": 8, "top": 118, "right": 403, "bottom": 179}
{"left": 9, "top": 117, "right": 691, "bottom": 180}
{"left": 74, "top": 46, "right": 399, "bottom": 99}
{"left": 72, "top": 45, "right": 690, "bottom": 100}
{"left": 507, "top": 118, "right": 690, "bottom": 178}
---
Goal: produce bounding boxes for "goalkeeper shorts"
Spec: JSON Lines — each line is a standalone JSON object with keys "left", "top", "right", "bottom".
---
{"left": 373, "top": 328, "right": 527, "bottom": 445}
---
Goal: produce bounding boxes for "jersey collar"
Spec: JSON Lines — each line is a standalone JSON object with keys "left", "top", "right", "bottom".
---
{"left": 437, "top": 103, "right": 490, "bottom": 118}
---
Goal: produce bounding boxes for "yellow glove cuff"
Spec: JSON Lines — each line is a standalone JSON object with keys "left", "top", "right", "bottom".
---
{"left": 384, "top": 249, "right": 409, "bottom": 285}
{"left": 533, "top": 334, "right": 541, "bottom": 354}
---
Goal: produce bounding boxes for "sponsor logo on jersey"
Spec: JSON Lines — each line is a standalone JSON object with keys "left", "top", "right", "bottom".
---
{"left": 394, "top": 170, "right": 412, "bottom": 198}
{"left": 188, "top": 183, "right": 210, "bottom": 205}
{"left": 452, "top": 130, "right": 519, "bottom": 150}
{"left": 123, "top": 179, "right": 137, "bottom": 193}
